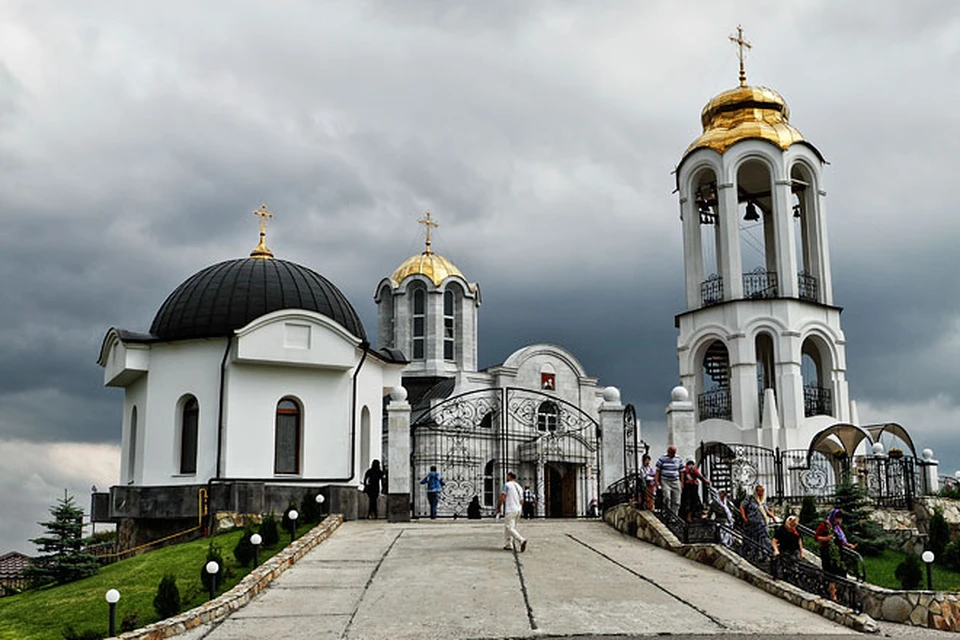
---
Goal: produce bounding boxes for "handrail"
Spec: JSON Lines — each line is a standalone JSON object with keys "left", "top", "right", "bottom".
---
{"left": 797, "top": 523, "right": 866, "bottom": 582}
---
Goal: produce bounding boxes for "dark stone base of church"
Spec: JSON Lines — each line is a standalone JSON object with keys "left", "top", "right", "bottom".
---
{"left": 103, "top": 481, "right": 380, "bottom": 552}
{"left": 387, "top": 493, "right": 411, "bottom": 522}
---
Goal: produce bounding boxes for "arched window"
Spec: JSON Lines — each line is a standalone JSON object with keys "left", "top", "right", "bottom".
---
{"left": 483, "top": 459, "right": 496, "bottom": 507}
{"left": 801, "top": 339, "right": 832, "bottom": 417}
{"left": 694, "top": 168, "right": 723, "bottom": 306}
{"left": 738, "top": 159, "right": 778, "bottom": 298}
{"left": 755, "top": 333, "right": 776, "bottom": 415}
{"left": 360, "top": 405, "right": 371, "bottom": 474}
{"left": 412, "top": 288, "right": 426, "bottom": 360}
{"left": 537, "top": 401, "right": 559, "bottom": 432}
{"left": 179, "top": 396, "right": 199, "bottom": 475}
{"left": 128, "top": 406, "right": 138, "bottom": 483}
{"left": 699, "top": 341, "right": 731, "bottom": 420}
{"left": 275, "top": 398, "right": 302, "bottom": 474}
{"left": 443, "top": 290, "right": 455, "bottom": 361}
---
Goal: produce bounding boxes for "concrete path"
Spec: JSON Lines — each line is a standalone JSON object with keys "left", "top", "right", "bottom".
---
{"left": 195, "top": 519, "right": 863, "bottom": 639}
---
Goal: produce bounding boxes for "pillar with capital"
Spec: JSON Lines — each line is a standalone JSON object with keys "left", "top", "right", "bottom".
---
{"left": 386, "top": 386, "right": 412, "bottom": 522}
{"left": 599, "top": 386, "right": 626, "bottom": 492}
{"left": 666, "top": 385, "right": 697, "bottom": 464}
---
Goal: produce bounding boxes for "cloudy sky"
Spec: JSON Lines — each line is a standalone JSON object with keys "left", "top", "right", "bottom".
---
{"left": 1, "top": 1, "right": 959, "bottom": 553}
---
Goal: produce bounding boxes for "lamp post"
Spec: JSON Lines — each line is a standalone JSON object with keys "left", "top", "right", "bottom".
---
{"left": 250, "top": 533, "right": 262, "bottom": 568}
{"left": 288, "top": 509, "right": 299, "bottom": 543}
{"left": 316, "top": 493, "right": 325, "bottom": 518}
{"left": 105, "top": 589, "right": 120, "bottom": 637}
{"left": 922, "top": 550, "right": 935, "bottom": 591}
{"left": 205, "top": 560, "right": 220, "bottom": 601}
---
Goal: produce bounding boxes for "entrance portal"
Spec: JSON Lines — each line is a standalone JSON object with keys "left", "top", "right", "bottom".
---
{"left": 545, "top": 463, "right": 578, "bottom": 517}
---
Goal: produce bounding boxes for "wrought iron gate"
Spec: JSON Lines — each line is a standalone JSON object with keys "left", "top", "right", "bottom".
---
{"left": 410, "top": 387, "right": 601, "bottom": 518}
{"left": 623, "top": 404, "right": 639, "bottom": 478}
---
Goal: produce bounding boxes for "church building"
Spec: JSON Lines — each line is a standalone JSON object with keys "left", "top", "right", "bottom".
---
{"left": 376, "top": 213, "right": 610, "bottom": 518}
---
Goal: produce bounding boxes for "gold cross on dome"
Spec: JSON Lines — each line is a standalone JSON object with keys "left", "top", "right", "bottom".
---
{"left": 729, "top": 25, "right": 752, "bottom": 87}
{"left": 250, "top": 203, "right": 275, "bottom": 259}
{"left": 418, "top": 210, "right": 440, "bottom": 254}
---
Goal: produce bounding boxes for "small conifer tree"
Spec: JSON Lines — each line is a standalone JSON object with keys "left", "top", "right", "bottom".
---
{"left": 154, "top": 574, "right": 181, "bottom": 619}
{"left": 259, "top": 515, "right": 280, "bottom": 548}
{"left": 928, "top": 506, "right": 951, "bottom": 559}
{"left": 24, "top": 491, "right": 100, "bottom": 586}
{"left": 798, "top": 495, "right": 819, "bottom": 529}
{"left": 300, "top": 491, "right": 322, "bottom": 524}
{"left": 832, "top": 477, "right": 885, "bottom": 556}
{"left": 894, "top": 553, "right": 923, "bottom": 590}
{"left": 199, "top": 542, "right": 224, "bottom": 593}
{"left": 281, "top": 501, "right": 299, "bottom": 537}
{"left": 233, "top": 526, "right": 256, "bottom": 567}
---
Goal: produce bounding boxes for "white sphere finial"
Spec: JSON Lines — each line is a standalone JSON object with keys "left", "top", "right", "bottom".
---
{"left": 315, "top": 494, "right": 325, "bottom": 504}
{"left": 922, "top": 448, "right": 933, "bottom": 461}
{"left": 671, "top": 386, "right": 689, "bottom": 402}
{"left": 954, "top": 470, "right": 960, "bottom": 481}
{"left": 250, "top": 533, "right": 262, "bottom": 546}
{"left": 205, "top": 561, "right": 220, "bottom": 575}
{"left": 871, "top": 442, "right": 884, "bottom": 455}
{"left": 922, "top": 550, "right": 935, "bottom": 564}
{"left": 105, "top": 589, "right": 120, "bottom": 604}
{"left": 289, "top": 509, "right": 299, "bottom": 521}
{"left": 389, "top": 386, "right": 408, "bottom": 402}
{"left": 602, "top": 386, "right": 620, "bottom": 403}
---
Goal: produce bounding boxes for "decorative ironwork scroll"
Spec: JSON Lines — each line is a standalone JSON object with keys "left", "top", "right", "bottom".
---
{"left": 623, "top": 404, "right": 638, "bottom": 479}
{"left": 742, "top": 267, "right": 779, "bottom": 299}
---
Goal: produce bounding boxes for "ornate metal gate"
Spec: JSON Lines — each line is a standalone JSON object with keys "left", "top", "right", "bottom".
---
{"left": 623, "top": 404, "right": 639, "bottom": 478}
{"left": 410, "top": 387, "right": 601, "bottom": 518}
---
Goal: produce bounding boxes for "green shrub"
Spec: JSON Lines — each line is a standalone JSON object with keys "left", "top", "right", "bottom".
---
{"left": 928, "top": 507, "right": 951, "bottom": 559}
{"left": 120, "top": 610, "right": 141, "bottom": 633}
{"left": 153, "top": 573, "right": 181, "bottom": 619}
{"left": 199, "top": 542, "right": 224, "bottom": 593}
{"left": 799, "top": 495, "right": 819, "bottom": 529}
{"left": 259, "top": 515, "right": 280, "bottom": 548}
{"left": 943, "top": 538, "right": 960, "bottom": 572}
{"left": 894, "top": 554, "right": 923, "bottom": 590}
{"left": 233, "top": 527, "right": 256, "bottom": 567}
{"left": 281, "top": 501, "right": 299, "bottom": 537}
{"left": 300, "top": 491, "right": 323, "bottom": 524}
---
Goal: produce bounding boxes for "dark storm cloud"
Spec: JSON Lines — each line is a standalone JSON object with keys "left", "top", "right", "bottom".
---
{"left": 2, "top": 0, "right": 960, "bottom": 552}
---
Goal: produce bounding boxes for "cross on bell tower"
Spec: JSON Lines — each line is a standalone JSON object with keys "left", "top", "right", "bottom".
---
{"left": 418, "top": 210, "right": 440, "bottom": 255}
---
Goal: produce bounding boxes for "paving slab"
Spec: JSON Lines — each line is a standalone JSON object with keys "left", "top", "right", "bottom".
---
{"left": 199, "top": 519, "right": 861, "bottom": 639}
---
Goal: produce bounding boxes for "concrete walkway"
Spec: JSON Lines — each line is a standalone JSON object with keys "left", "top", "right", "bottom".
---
{"left": 184, "top": 519, "right": 872, "bottom": 639}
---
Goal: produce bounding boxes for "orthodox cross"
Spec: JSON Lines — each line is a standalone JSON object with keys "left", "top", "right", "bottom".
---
{"left": 729, "top": 25, "right": 752, "bottom": 87}
{"left": 250, "top": 203, "right": 275, "bottom": 259}
{"left": 418, "top": 210, "right": 439, "bottom": 254}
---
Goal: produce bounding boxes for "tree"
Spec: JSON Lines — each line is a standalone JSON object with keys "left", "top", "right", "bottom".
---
{"left": 798, "top": 495, "right": 819, "bottom": 529}
{"left": 928, "top": 507, "right": 951, "bottom": 559}
{"left": 832, "top": 477, "right": 885, "bottom": 556}
{"left": 894, "top": 554, "right": 923, "bottom": 590}
{"left": 199, "top": 542, "right": 225, "bottom": 593}
{"left": 233, "top": 526, "right": 256, "bottom": 567}
{"left": 259, "top": 515, "right": 280, "bottom": 548}
{"left": 24, "top": 491, "right": 99, "bottom": 586}
{"left": 154, "top": 573, "right": 181, "bottom": 619}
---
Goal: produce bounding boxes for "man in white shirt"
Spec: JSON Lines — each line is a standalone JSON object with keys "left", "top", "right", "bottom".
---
{"left": 498, "top": 472, "right": 528, "bottom": 552}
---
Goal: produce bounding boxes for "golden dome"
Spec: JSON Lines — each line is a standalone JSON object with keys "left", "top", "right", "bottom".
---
{"left": 684, "top": 85, "right": 805, "bottom": 158}
{"left": 391, "top": 251, "right": 464, "bottom": 287}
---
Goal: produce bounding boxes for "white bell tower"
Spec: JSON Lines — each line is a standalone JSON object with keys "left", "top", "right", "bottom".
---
{"left": 673, "top": 28, "right": 850, "bottom": 450}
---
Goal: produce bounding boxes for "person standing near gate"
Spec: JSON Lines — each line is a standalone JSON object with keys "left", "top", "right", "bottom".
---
{"left": 655, "top": 445, "right": 683, "bottom": 516}
{"left": 420, "top": 465, "right": 445, "bottom": 519}
{"left": 498, "top": 472, "right": 527, "bottom": 552}
{"left": 522, "top": 484, "right": 537, "bottom": 519}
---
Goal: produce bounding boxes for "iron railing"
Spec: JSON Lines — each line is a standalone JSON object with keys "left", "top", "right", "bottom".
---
{"left": 743, "top": 268, "right": 778, "bottom": 299}
{"left": 797, "top": 523, "right": 866, "bottom": 582}
{"left": 701, "top": 274, "right": 724, "bottom": 307}
{"left": 803, "top": 384, "right": 833, "bottom": 417}
{"left": 798, "top": 271, "right": 819, "bottom": 302}
{"left": 698, "top": 388, "right": 732, "bottom": 421}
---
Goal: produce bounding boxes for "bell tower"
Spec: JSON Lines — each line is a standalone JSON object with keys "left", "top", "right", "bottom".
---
{"left": 673, "top": 28, "right": 850, "bottom": 450}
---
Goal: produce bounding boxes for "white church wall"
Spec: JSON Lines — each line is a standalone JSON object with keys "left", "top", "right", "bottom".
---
{"left": 234, "top": 310, "right": 359, "bottom": 370}
{"left": 104, "top": 338, "right": 150, "bottom": 387}
{"left": 223, "top": 363, "right": 354, "bottom": 480}
{"left": 139, "top": 341, "right": 225, "bottom": 486}
{"left": 120, "top": 375, "right": 148, "bottom": 486}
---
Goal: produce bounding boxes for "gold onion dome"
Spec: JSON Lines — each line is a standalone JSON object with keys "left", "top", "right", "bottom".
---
{"left": 685, "top": 84, "right": 805, "bottom": 158}
{"left": 391, "top": 251, "right": 464, "bottom": 287}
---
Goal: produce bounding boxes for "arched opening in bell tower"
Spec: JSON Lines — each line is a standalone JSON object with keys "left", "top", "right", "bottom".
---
{"left": 755, "top": 332, "right": 776, "bottom": 417}
{"left": 737, "top": 159, "right": 777, "bottom": 298}
{"left": 791, "top": 163, "right": 819, "bottom": 303}
{"left": 801, "top": 337, "right": 833, "bottom": 417}
{"left": 694, "top": 168, "right": 722, "bottom": 306}
{"left": 698, "top": 340, "right": 731, "bottom": 420}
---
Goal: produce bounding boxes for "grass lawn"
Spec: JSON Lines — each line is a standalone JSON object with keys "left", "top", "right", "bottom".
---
{"left": 0, "top": 522, "right": 316, "bottom": 640}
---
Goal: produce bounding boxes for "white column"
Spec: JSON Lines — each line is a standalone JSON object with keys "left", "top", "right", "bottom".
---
{"left": 680, "top": 195, "right": 704, "bottom": 310}
{"left": 717, "top": 181, "right": 744, "bottom": 299}
{"left": 599, "top": 387, "right": 625, "bottom": 491}
{"left": 386, "top": 387, "right": 412, "bottom": 522}
{"left": 773, "top": 179, "right": 799, "bottom": 298}
{"left": 666, "top": 386, "right": 697, "bottom": 463}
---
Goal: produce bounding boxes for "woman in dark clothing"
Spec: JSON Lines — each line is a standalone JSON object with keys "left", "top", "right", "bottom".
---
{"left": 740, "top": 484, "right": 774, "bottom": 559}
{"left": 679, "top": 459, "right": 710, "bottom": 522}
{"left": 772, "top": 515, "right": 804, "bottom": 563}
{"left": 363, "top": 460, "right": 384, "bottom": 519}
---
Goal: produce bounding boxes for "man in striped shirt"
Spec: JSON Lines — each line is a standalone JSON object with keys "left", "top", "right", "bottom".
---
{"left": 655, "top": 445, "right": 683, "bottom": 516}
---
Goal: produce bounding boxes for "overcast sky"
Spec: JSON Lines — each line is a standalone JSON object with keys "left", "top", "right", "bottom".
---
{"left": 1, "top": 1, "right": 959, "bottom": 554}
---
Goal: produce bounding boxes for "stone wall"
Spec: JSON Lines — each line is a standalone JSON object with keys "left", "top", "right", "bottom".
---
{"left": 603, "top": 505, "right": 878, "bottom": 633}
{"left": 860, "top": 585, "right": 960, "bottom": 632}
{"left": 111, "top": 515, "right": 343, "bottom": 640}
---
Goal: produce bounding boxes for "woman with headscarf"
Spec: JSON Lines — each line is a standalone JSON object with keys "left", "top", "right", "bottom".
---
{"left": 815, "top": 509, "right": 856, "bottom": 576}
{"left": 363, "top": 459, "right": 384, "bottom": 519}
{"left": 739, "top": 484, "right": 774, "bottom": 560}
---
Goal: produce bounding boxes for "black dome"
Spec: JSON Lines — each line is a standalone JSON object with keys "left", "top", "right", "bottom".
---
{"left": 150, "top": 258, "right": 366, "bottom": 341}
